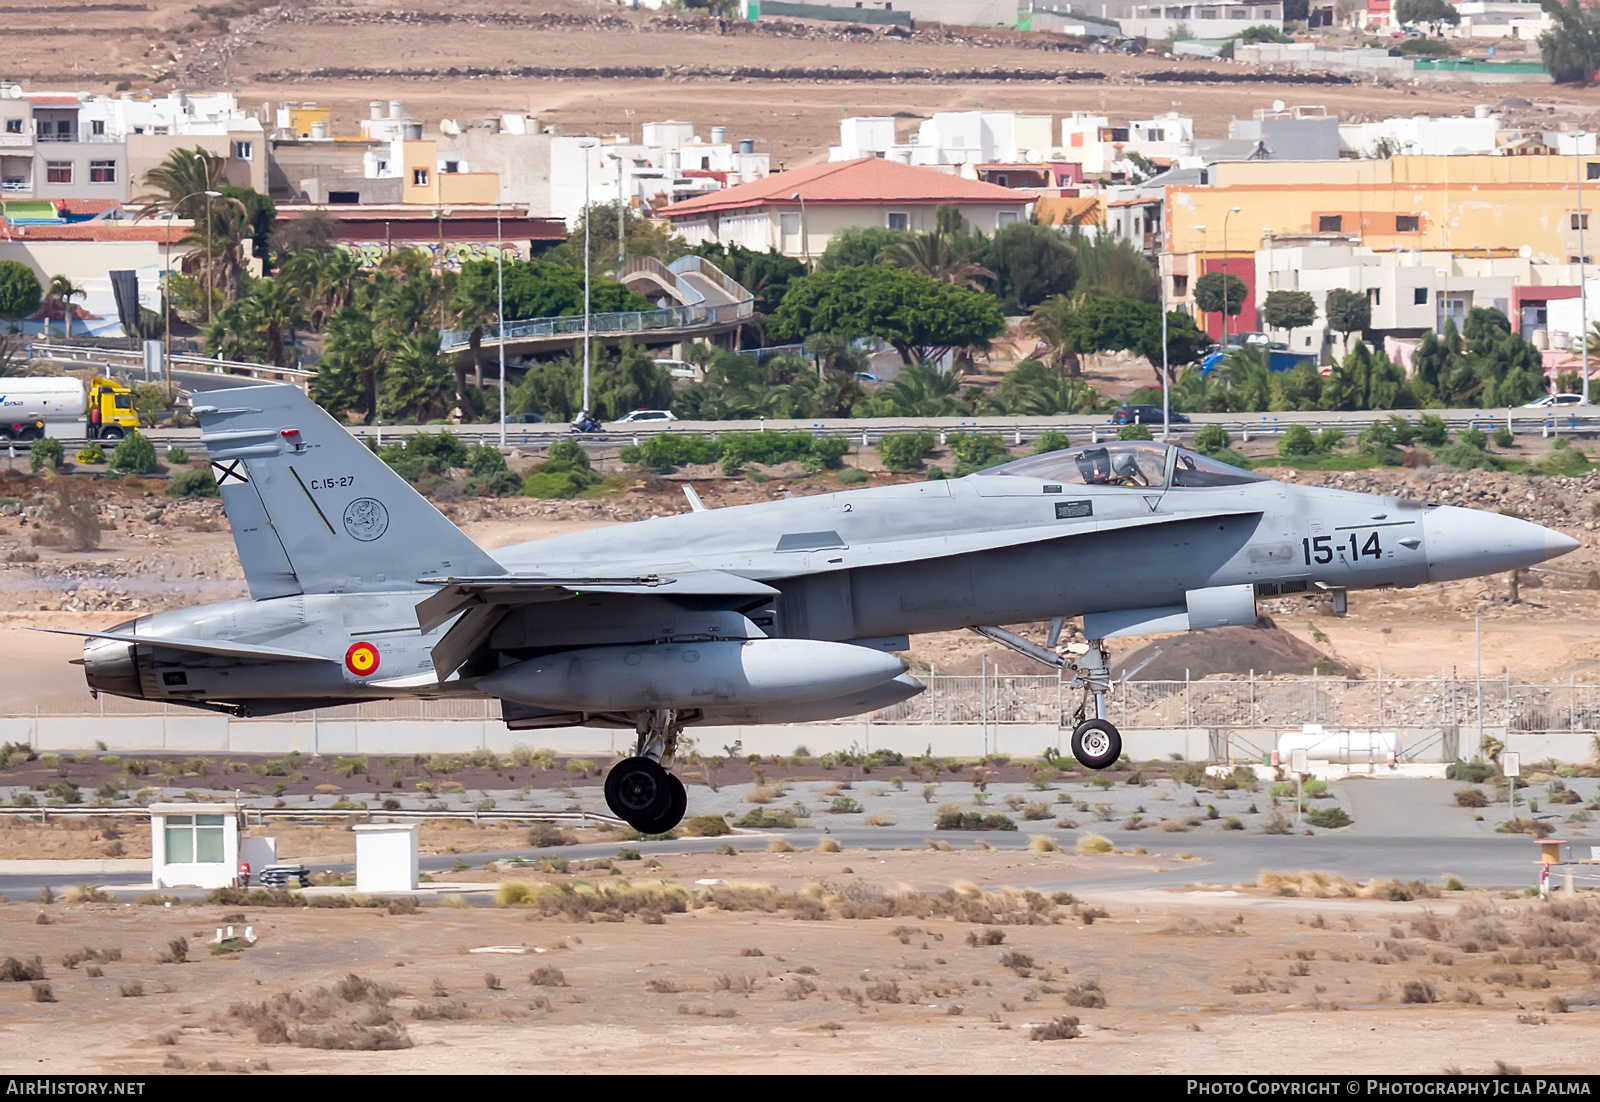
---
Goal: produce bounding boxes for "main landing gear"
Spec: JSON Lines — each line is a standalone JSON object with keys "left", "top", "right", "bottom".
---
{"left": 604, "top": 709, "right": 688, "bottom": 834}
{"left": 1065, "top": 637, "right": 1122, "bottom": 771}
{"left": 971, "top": 622, "right": 1124, "bottom": 772}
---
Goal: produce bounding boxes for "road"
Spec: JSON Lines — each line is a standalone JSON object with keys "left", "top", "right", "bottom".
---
{"left": 3, "top": 826, "right": 1583, "bottom": 904}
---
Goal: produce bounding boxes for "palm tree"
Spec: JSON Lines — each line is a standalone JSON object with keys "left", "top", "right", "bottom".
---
{"left": 1024, "top": 294, "right": 1087, "bottom": 378}
{"left": 282, "top": 247, "right": 360, "bottom": 331}
{"left": 381, "top": 333, "right": 452, "bottom": 422}
{"left": 245, "top": 279, "right": 304, "bottom": 368}
{"left": 879, "top": 232, "right": 992, "bottom": 290}
{"left": 135, "top": 147, "right": 226, "bottom": 221}
{"left": 449, "top": 274, "right": 496, "bottom": 393}
{"left": 877, "top": 361, "right": 968, "bottom": 417}
{"left": 45, "top": 275, "right": 85, "bottom": 338}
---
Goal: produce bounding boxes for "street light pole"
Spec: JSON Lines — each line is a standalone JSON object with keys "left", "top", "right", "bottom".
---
{"left": 1222, "top": 205, "right": 1241, "bottom": 343}
{"left": 1161, "top": 255, "right": 1170, "bottom": 441}
{"left": 1194, "top": 224, "right": 1207, "bottom": 333}
{"left": 582, "top": 141, "right": 595, "bottom": 414}
{"left": 614, "top": 152, "right": 626, "bottom": 270}
{"left": 496, "top": 201, "right": 506, "bottom": 449}
{"left": 1579, "top": 139, "right": 1591, "bottom": 404}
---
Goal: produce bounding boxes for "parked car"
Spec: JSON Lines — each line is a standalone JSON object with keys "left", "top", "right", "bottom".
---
{"left": 1522, "top": 393, "right": 1588, "bottom": 408}
{"left": 257, "top": 865, "right": 311, "bottom": 889}
{"left": 610, "top": 409, "right": 675, "bottom": 425}
{"left": 1110, "top": 404, "right": 1189, "bottom": 426}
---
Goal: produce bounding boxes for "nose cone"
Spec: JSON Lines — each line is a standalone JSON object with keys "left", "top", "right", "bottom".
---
{"left": 1422, "top": 505, "right": 1582, "bottom": 583}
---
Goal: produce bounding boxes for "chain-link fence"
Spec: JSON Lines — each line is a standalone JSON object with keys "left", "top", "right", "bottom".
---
{"left": 47, "top": 675, "right": 1600, "bottom": 732}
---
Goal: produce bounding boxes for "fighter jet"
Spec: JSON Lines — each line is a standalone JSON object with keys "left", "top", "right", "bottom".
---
{"left": 60, "top": 385, "right": 1579, "bottom": 833}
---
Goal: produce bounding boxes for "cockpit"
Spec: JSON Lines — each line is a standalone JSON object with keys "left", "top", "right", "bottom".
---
{"left": 975, "top": 442, "right": 1265, "bottom": 490}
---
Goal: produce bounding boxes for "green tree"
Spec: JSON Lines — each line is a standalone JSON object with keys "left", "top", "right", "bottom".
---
{"left": 880, "top": 207, "right": 991, "bottom": 291}
{"left": 1070, "top": 228, "right": 1159, "bottom": 303}
{"left": 984, "top": 222, "right": 1078, "bottom": 313}
{"left": 987, "top": 359, "right": 1104, "bottom": 416}
{"left": 1193, "top": 271, "right": 1248, "bottom": 323}
{"left": 0, "top": 261, "right": 42, "bottom": 328}
{"left": 546, "top": 200, "right": 677, "bottom": 275}
{"left": 816, "top": 226, "right": 912, "bottom": 272}
{"left": 470, "top": 258, "right": 649, "bottom": 321}
{"left": 768, "top": 265, "right": 1005, "bottom": 364}
{"left": 1237, "top": 24, "right": 1291, "bottom": 43}
{"left": 1395, "top": 0, "right": 1459, "bottom": 27}
{"left": 1261, "top": 290, "right": 1317, "bottom": 347}
{"left": 1539, "top": 0, "right": 1600, "bottom": 85}
{"left": 108, "top": 433, "right": 158, "bottom": 474}
{"left": 1323, "top": 288, "right": 1371, "bottom": 349}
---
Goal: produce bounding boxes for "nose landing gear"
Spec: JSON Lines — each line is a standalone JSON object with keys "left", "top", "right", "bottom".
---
{"left": 603, "top": 709, "right": 688, "bottom": 834}
{"left": 1067, "top": 638, "right": 1122, "bottom": 771}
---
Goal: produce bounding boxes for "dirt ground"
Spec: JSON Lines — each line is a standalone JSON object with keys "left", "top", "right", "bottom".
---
{"left": 0, "top": 863, "right": 1596, "bottom": 1074}
{"left": 9, "top": 0, "right": 1600, "bottom": 166}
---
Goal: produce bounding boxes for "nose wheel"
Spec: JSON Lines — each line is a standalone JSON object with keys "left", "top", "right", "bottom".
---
{"left": 1070, "top": 718, "right": 1122, "bottom": 771}
{"left": 1066, "top": 637, "right": 1123, "bottom": 771}
{"left": 604, "top": 709, "right": 689, "bottom": 833}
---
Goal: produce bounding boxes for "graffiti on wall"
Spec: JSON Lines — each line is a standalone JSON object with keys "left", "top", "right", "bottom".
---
{"left": 335, "top": 241, "right": 526, "bottom": 269}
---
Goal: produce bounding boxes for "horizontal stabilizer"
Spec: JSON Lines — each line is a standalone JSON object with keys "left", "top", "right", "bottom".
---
{"left": 38, "top": 628, "right": 337, "bottom": 663}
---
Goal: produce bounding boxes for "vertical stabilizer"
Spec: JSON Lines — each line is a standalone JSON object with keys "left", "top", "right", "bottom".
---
{"left": 195, "top": 384, "right": 504, "bottom": 596}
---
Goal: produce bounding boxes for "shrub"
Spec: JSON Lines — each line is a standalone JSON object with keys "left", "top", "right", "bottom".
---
{"left": 682, "top": 815, "right": 732, "bottom": 837}
{"left": 523, "top": 440, "right": 602, "bottom": 499}
{"left": 29, "top": 437, "right": 64, "bottom": 473}
{"left": 836, "top": 467, "right": 869, "bottom": 484}
{"left": 1492, "top": 426, "right": 1514, "bottom": 449}
{"left": 733, "top": 808, "right": 797, "bottom": 829}
{"left": 934, "top": 811, "right": 1018, "bottom": 831}
{"left": 1278, "top": 424, "right": 1317, "bottom": 457}
{"left": 1117, "top": 423, "right": 1153, "bottom": 441}
{"left": 107, "top": 433, "right": 157, "bottom": 474}
{"left": 1454, "top": 787, "right": 1488, "bottom": 808}
{"left": 76, "top": 443, "right": 105, "bottom": 464}
{"left": 378, "top": 431, "right": 469, "bottom": 481}
{"left": 166, "top": 468, "right": 218, "bottom": 498}
{"left": 877, "top": 431, "right": 937, "bottom": 471}
{"left": 1446, "top": 761, "right": 1496, "bottom": 783}
{"left": 828, "top": 796, "right": 863, "bottom": 814}
{"left": 166, "top": 447, "right": 189, "bottom": 463}
{"left": 1435, "top": 441, "right": 1501, "bottom": 471}
{"left": 1194, "top": 425, "right": 1230, "bottom": 455}
{"left": 1305, "top": 807, "right": 1353, "bottom": 829}
{"left": 617, "top": 434, "right": 719, "bottom": 473}
{"left": 946, "top": 432, "right": 1007, "bottom": 475}
{"left": 1032, "top": 430, "right": 1071, "bottom": 454}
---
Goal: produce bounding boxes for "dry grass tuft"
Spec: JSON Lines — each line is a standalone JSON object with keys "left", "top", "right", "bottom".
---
{"left": 768, "top": 839, "right": 794, "bottom": 853}
{"left": 1028, "top": 835, "right": 1058, "bottom": 853}
{"left": 1062, "top": 980, "right": 1107, "bottom": 1008}
{"left": 528, "top": 966, "right": 567, "bottom": 987}
{"left": 1077, "top": 833, "right": 1113, "bottom": 854}
{"left": 0, "top": 956, "right": 47, "bottom": 982}
{"left": 816, "top": 838, "right": 841, "bottom": 853}
{"left": 1029, "top": 1015, "right": 1081, "bottom": 1041}
{"left": 229, "top": 974, "right": 411, "bottom": 1050}
{"left": 31, "top": 982, "right": 55, "bottom": 1003}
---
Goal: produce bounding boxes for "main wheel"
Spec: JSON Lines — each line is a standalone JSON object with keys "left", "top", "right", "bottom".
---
{"left": 604, "top": 756, "right": 672, "bottom": 825}
{"left": 1070, "top": 719, "right": 1122, "bottom": 771}
{"left": 630, "top": 774, "right": 687, "bottom": 836}
{"left": 99, "top": 427, "right": 124, "bottom": 441}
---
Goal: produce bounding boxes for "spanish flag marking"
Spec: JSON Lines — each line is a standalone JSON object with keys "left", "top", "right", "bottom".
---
{"left": 344, "top": 641, "right": 381, "bottom": 676}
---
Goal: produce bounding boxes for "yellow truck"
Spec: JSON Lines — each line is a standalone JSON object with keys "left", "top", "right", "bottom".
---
{"left": 0, "top": 375, "right": 140, "bottom": 441}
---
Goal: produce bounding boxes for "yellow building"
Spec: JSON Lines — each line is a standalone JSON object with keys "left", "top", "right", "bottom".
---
{"left": 398, "top": 140, "right": 499, "bottom": 206}
{"left": 1162, "top": 155, "right": 1600, "bottom": 337}
{"left": 1168, "top": 155, "right": 1599, "bottom": 263}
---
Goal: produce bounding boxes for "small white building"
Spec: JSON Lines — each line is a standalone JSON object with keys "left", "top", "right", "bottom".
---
{"left": 149, "top": 803, "right": 275, "bottom": 890}
{"left": 354, "top": 823, "right": 419, "bottom": 894}
{"left": 1338, "top": 112, "right": 1501, "bottom": 159}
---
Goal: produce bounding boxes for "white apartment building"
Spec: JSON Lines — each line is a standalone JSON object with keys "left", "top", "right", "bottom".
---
{"left": 1338, "top": 113, "right": 1501, "bottom": 159}
{"left": 831, "top": 112, "right": 1055, "bottom": 167}
{"left": 1059, "top": 110, "right": 1195, "bottom": 177}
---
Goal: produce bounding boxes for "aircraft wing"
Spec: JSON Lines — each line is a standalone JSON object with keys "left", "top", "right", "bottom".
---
{"left": 414, "top": 569, "right": 782, "bottom": 681}
{"left": 38, "top": 628, "right": 338, "bottom": 663}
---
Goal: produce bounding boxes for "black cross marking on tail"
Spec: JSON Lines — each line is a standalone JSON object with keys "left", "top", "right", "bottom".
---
{"left": 212, "top": 459, "right": 248, "bottom": 486}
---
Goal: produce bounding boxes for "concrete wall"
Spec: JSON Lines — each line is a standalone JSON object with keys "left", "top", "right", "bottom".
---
{"left": 10, "top": 715, "right": 1596, "bottom": 764}
{"left": 126, "top": 132, "right": 266, "bottom": 198}
{"left": 32, "top": 141, "right": 129, "bottom": 203}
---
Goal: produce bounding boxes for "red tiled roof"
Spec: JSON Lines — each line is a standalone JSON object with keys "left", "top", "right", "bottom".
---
{"left": 26, "top": 95, "right": 84, "bottom": 106}
{"left": 55, "top": 198, "right": 122, "bottom": 217}
{"left": 660, "top": 158, "right": 1031, "bottom": 218}
{"left": 0, "top": 224, "right": 184, "bottom": 242}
